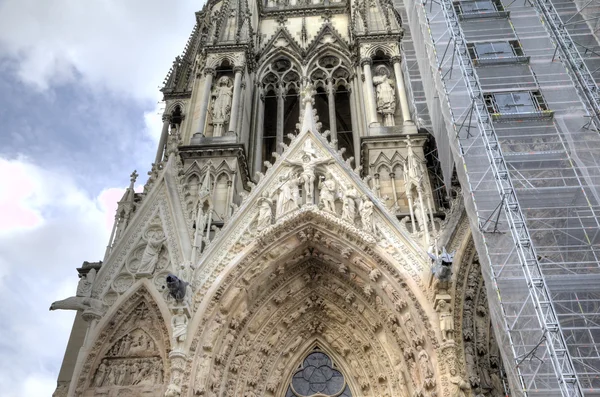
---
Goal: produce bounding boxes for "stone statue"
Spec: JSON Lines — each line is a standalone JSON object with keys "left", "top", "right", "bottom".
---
{"left": 429, "top": 246, "right": 454, "bottom": 282}
{"left": 172, "top": 309, "right": 189, "bottom": 351}
{"left": 284, "top": 150, "right": 332, "bottom": 200}
{"left": 94, "top": 359, "right": 109, "bottom": 387}
{"left": 76, "top": 268, "right": 96, "bottom": 297}
{"left": 256, "top": 194, "right": 274, "bottom": 231}
{"left": 49, "top": 296, "right": 105, "bottom": 312}
{"left": 318, "top": 173, "right": 337, "bottom": 213}
{"left": 449, "top": 368, "right": 470, "bottom": 397}
{"left": 276, "top": 172, "right": 301, "bottom": 217}
{"left": 373, "top": 65, "right": 396, "bottom": 126}
{"left": 359, "top": 195, "right": 374, "bottom": 232}
{"left": 165, "top": 377, "right": 182, "bottom": 397}
{"left": 138, "top": 232, "right": 167, "bottom": 274}
{"left": 342, "top": 184, "right": 358, "bottom": 223}
{"left": 436, "top": 299, "right": 454, "bottom": 341}
{"left": 417, "top": 345, "right": 434, "bottom": 380}
{"left": 211, "top": 76, "right": 233, "bottom": 137}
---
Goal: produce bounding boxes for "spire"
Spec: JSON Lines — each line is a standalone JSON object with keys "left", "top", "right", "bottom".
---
{"left": 299, "top": 83, "right": 319, "bottom": 135}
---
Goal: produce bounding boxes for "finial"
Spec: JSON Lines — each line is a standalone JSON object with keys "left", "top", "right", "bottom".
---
{"left": 130, "top": 170, "right": 139, "bottom": 184}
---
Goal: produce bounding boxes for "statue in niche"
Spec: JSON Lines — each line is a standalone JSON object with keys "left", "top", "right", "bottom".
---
{"left": 284, "top": 140, "right": 333, "bottom": 200}
{"left": 359, "top": 195, "right": 374, "bottom": 232}
{"left": 318, "top": 172, "right": 337, "bottom": 213}
{"left": 94, "top": 359, "right": 109, "bottom": 387}
{"left": 448, "top": 368, "right": 470, "bottom": 397}
{"left": 342, "top": 184, "right": 358, "bottom": 223}
{"left": 138, "top": 231, "right": 167, "bottom": 275}
{"left": 436, "top": 299, "right": 454, "bottom": 341}
{"left": 76, "top": 268, "right": 96, "bottom": 297}
{"left": 373, "top": 65, "right": 396, "bottom": 126}
{"left": 211, "top": 76, "right": 233, "bottom": 137}
{"left": 256, "top": 194, "right": 274, "bottom": 231}
{"left": 171, "top": 309, "right": 189, "bottom": 351}
{"left": 276, "top": 172, "right": 301, "bottom": 217}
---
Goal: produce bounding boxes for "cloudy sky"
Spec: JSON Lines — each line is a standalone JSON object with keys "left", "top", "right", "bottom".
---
{"left": 0, "top": 1, "right": 200, "bottom": 395}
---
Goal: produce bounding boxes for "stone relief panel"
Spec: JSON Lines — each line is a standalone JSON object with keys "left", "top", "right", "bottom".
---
{"left": 77, "top": 289, "right": 171, "bottom": 397}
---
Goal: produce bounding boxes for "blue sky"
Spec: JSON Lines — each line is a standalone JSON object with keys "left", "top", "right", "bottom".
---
{"left": 0, "top": 1, "right": 199, "bottom": 395}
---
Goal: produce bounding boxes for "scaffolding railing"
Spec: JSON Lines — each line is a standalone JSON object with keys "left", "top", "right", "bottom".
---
{"left": 531, "top": 0, "right": 600, "bottom": 131}
{"left": 398, "top": 0, "right": 600, "bottom": 393}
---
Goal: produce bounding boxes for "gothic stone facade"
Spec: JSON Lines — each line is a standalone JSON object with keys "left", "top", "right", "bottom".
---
{"left": 51, "top": 0, "right": 507, "bottom": 396}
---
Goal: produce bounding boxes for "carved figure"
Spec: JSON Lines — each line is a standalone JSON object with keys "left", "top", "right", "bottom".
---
{"left": 429, "top": 246, "right": 455, "bottom": 282}
{"left": 373, "top": 65, "right": 396, "bottom": 126}
{"left": 417, "top": 346, "right": 434, "bottom": 380}
{"left": 342, "top": 185, "right": 358, "bottom": 223}
{"left": 449, "top": 369, "right": 470, "bottom": 397}
{"left": 211, "top": 76, "right": 233, "bottom": 136}
{"left": 172, "top": 309, "right": 188, "bottom": 351}
{"left": 256, "top": 194, "right": 274, "bottom": 231}
{"left": 94, "top": 359, "right": 109, "bottom": 387}
{"left": 359, "top": 196, "right": 374, "bottom": 232}
{"left": 318, "top": 173, "right": 337, "bottom": 213}
{"left": 49, "top": 296, "right": 105, "bottom": 312}
{"left": 436, "top": 299, "right": 454, "bottom": 341}
{"left": 284, "top": 142, "right": 332, "bottom": 199}
{"left": 76, "top": 268, "right": 96, "bottom": 297}
{"left": 138, "top": 233, "right": 167, "bottom": 274}
{"left": 276, "top": 173, "right": 301, "bottom": 217}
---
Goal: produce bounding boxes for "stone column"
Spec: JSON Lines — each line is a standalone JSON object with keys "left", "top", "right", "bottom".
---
{"left": 348, "top": 84, "right": 361, "bottom": 167}
{"left": 254, "top": 87, "right": 265, "bottom": 173}
{"left": 195, "top": 68, "right": 215, "bottom": 137}
{"left": 392, "top": 56, "right": 413, "bottom": 125}
{"left": 390, "top": 172, "right": 399, "bottom": 211}
{"left": 276, "top": 84, "right": 284, "bottom": 153}
{"left": 154, "top": 115, "right": 171, "bottom": 164}
{"left": 327, "top": 78, "right": 338, "bottom": 146}
{"left": 361, "top": 58, "right": 379, "bottom": 126}
{"left": 228, "top": 66, "right": 244, "bottom": 135}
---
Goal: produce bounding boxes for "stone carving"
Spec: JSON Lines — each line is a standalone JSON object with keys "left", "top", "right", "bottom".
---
{"left": 139, "top": 231, "right": 167, "bottom": 275}
{"left": 93, "top": 357, "right": 163, "bottom": 387}
{"left": 381, "top": 281, "right": 407, "bottom": 311}
{"left": 318, "top": 172, "right": 337, "bottom": 213}
{"left": 341, "top": 184, "right": 358, "bottom": 223}
{"left": 76, "top": 268, "right": 96, "bottom": 297}
{"left": 436, "top": 299, "right": 454, "bottom": 342}
{"left": 359, "top": 196, "right": 374, "bottom": 232}
{"left": 256, "top": 194, "right": 274, "bottom": 231}
{"left": 373, "top": 65, "right": 396, "bottom": 126}
{"left": 448, "top": 369, "right": 470, "bottom": 397}
{"left": 172, "top": 309, "right": 189, "bottom": 352}
{"left": 203, "top": 316, "right": 224, "bottom": 351}
{"left": 165, "top": 377, "right": 181, "bottom": 397}
{"left": 211, "top": 76, "right": 233, "bottom": 137}
{"left": 276, "top": 172, "right": 301, "bottom": 217}
{"left": 50, "top": 296, "right": 105, "bottom": 313}
{"left": 284, "top": 141, "right": 333, "bottom": 200}
{"left": 417, "top": 345, "right": 435, "bottom": 388}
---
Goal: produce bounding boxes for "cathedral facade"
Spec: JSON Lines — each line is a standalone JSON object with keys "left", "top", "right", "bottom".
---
{"left": 51, "top": 0, "right": 509, "bottom": 396}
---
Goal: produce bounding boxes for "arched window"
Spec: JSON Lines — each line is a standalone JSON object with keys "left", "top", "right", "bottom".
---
{"left": 285, "top": 349, "right": 353, "bottom": 397}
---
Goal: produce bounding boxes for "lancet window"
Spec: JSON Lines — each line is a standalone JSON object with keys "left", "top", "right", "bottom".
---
{"left": 259, "top": 57, "right": 301, "bottom": 169}
{"left": 285, "top": 349, "right": 353, "bottom": 397}
{"left": 309, "top": 55, "right": 354, "bottom": 160}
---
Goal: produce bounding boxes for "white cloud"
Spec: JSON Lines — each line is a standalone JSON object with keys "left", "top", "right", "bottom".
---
{"left": 0, "top": 0, "right": 199, "bottom": 101}
{"left": 0, "top": 157, "right": 123, "bottom": 396}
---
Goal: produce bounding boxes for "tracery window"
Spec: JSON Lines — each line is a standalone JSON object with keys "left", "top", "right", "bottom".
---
{"left": 285, "top": 349, "right": 352, "bottom": 397}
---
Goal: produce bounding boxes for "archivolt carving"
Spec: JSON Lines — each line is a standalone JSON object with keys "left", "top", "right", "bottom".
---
{"left": 74, "top": 287, "right": 171, "bottom": 396}
{"left": 186, "top": 224, "right": 441, "bottom": 397}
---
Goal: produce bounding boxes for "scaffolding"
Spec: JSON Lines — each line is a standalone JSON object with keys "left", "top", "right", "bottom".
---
{"left": 395, "top": 0, "right": 600, "bottom": 393}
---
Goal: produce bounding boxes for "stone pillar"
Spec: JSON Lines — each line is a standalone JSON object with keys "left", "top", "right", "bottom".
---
{"left": 228, "top": 67, "right": 244, "bottom": 135}
{"left": 254, "top": 87, "right": 265, "bottom": 173}
{"left": 348, "top": 84, "right": 361, "bottom": 167}
{"left": 361, "top": 58, "right": 379, "bottom": 126}
{"left": 154, "top": 115, "right": 171, "bottom": 164}
{"left": 327, "top": 78, "right": 337, "bottom": 146}
{"left": 194, "top": 68, "right": 215, "bottom": 137}
{"left": 390, "top": 172, "right": 399, "bottom": 211}
{"left": 392, "top": 56, "right": 413, "bottom": 125}
{"left": 276, "top": 84, "right": 285, "bottom": 153}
